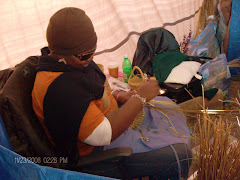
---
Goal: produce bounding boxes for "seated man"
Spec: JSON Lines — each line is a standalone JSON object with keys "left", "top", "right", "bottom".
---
{"left": 32, "top": 7, "right": 192, "bottom": 179}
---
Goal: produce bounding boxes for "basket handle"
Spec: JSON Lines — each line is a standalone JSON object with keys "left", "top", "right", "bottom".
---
{"left": 129, "top": 66, "right": 144, "bottom": 80}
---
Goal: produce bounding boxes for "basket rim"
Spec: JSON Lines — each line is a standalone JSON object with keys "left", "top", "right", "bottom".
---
{"left": 129, "top": 66, "right": 144, "bottom": 80}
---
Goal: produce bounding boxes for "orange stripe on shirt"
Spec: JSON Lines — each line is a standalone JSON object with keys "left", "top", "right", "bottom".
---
{"left": 32, "top": 71, "right": 63, "bottom": 144}
{"left": 78, "top": 101, "right": 105, "bottom": 141}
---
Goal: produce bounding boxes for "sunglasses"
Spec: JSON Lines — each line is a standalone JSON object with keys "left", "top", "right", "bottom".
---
{"left": 74, "top": 48, "right": 96, "bottom": 61}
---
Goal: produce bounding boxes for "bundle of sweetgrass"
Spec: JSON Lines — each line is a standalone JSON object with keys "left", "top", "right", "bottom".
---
{"left": 188, "top": 94, "right": 240, "bottom": 180}
{"left": 189, "top": 112, "right": 240, "bottom": 180}
{"left": 193, "top": 0, "right": 215, "bottom": 40}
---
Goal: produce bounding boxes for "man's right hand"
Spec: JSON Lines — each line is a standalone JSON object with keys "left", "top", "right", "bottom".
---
{"left": 136, "top": 80, "right": 160, "bottom": 102}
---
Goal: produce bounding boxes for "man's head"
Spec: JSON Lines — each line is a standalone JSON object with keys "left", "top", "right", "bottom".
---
{"left": 46, "top": 7, "right": 97, "bottom": 57}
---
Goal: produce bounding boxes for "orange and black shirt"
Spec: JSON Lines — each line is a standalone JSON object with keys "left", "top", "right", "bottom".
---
{"left": 32, "top": 55, "right": 114, "bottom": 158}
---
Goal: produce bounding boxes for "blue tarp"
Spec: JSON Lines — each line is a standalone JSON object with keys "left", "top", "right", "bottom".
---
{"left": 228, "top": 0, "right": 240, "bottom": 74}
{"left": 0, "top": 116, "right": 114, "bottom": 180}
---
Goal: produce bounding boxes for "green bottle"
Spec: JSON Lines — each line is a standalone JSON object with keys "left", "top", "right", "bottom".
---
{"left": 122, "top": 55, "right": 132, "bottom": 83}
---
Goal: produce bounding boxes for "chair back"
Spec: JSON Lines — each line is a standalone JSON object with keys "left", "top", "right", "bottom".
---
{"left": 0, "top": 56, "right": 57, "bottom": 165}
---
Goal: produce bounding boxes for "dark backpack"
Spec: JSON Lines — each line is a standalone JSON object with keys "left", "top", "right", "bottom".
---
{"left": 132, "top": 27, "right": 180, "bottom": 76}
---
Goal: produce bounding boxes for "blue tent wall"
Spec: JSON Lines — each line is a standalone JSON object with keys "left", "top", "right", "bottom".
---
{"left": 0, "top": 115, "right": 13, "bottom": 150}
{"left": 227, "top": 0, "right": 240, "bottom": 75}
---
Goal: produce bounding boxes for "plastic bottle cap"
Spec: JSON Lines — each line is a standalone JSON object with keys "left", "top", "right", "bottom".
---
{"left": 123, "top": 55, "right": 128, "bottom": 58}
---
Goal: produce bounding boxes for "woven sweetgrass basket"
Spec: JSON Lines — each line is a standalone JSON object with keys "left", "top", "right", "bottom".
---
{"left": 128, "top": 66, "right": 147, "bottom": 90}
{"left": 129, "top": 108, "right": 145, "bottom": 130}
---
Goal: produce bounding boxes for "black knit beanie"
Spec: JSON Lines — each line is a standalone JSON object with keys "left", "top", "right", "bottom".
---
{"left": 46, "top": 7, "right": 97, "bottom": 55}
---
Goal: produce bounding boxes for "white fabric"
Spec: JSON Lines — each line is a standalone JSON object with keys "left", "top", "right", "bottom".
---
{"left": 165, "top": 61, "right": 202, "bottom": 84}
{"left": 0, "top": 0, "right": 203, "bottom": 71}
{"left": 84, "top": 117, "right": 112, "bottom": 146}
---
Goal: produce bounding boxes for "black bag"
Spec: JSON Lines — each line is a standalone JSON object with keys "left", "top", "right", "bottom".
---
{"left": 132, "top": 28, "right": 180, "bottom": 76}
{"left": 132, "top": 27, "right": 212, "bottom": 103}
{"left": 160, "top": 77, "right": 202, "bottom": 104}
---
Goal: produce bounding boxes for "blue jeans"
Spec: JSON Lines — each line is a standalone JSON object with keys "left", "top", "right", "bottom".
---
{"left": 81, "top": 143, "right": 192, "bottom": 179}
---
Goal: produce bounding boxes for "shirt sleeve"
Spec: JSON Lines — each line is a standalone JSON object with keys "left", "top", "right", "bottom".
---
{"left": 78, "top": 101, "right": 112, "bottom": 146}
{"left": 84, "top": 117, "right": 112, "bottom": 146}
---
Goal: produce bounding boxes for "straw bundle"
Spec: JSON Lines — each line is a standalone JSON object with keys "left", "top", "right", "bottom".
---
{"left": 186, "top": 86, "right": 240, "bottom": 179}
{"left": 190, "top": 112, "right": 240, "bottom": 180}
{"left": 193, "top": 0, "right": 216, "bottom": 40}
{"left": 174, "top": 84, "right": 240, "bottom": 179}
